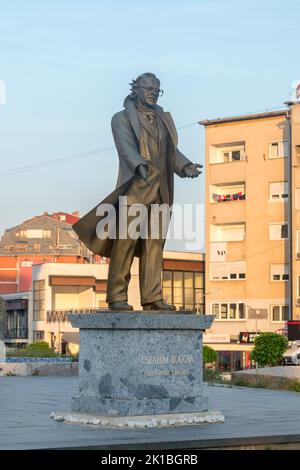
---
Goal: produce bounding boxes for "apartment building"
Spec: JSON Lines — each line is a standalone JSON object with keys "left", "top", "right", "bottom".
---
{"left": 200, "top": 103, "right": 300, "bottom": 369}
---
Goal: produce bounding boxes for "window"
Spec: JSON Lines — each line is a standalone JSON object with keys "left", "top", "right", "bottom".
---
{"left": 239, "top": 303, "right": 246, "bottom": 319}
{"left": 33, "top": 330, "right": 44, "bottom": 341}
{"left": 173, "top": 272, "right": 184, "bottom": 308}
{"left": 220, "top": 303, "right": 228, "bottom": 319}
{"left": 269, "top": 182, "right": 288, "bottom": 201}
{"left": 270, "top": 264, "right": 289, "bottom": 282}
{"left": 212, "top": 303, "right": 219, "bottom": 317}
{"left": 298, "top": 276, "right": 300, "bottom": 298}
{"left": 209, "top": 141, "right": 246, "bottom": 164}
{"left": 4, "top": 243, "right": 28, "bottom": 252}
{"left": 20, "top": 230, "right": 27, "bottom": 237}
{"left": 184, "top": 272, "right": 193, "bottom": 310}
{"left": 96, "top": 292, "right": 108, "bottom": 309}
{"left": 296, "top": 146, "right": 300, "bottom": 166}
{"left": 162, "top": 270, "right": 204, "bottom": 313}
{"left": 212, "top": 302, "right": 246, "bottom": 320}
{"left": 222, "top": 150, "right": 241, "bottom": 162}
{"left": 43, "top": 230, "right": 51, "bottom": 238}
{"left": 211, "top": 262, "right": 246, "bottom": 280}
{"left": 232, "top": 151, "right": 241, "bottom": 161}
{"left": 33, "top": 280, "right": 45, "bottom": 321}
{"left": 269, "top": 223, "right": 288, "bottom": 240}
{"left": 26, "top": 230, "right": 44, "bottom": 238}
{"left": 229, "top": 303, "right": 237, "bottom": 319}
{"left": 297, "top": 232, "right": 300, "bottom": 257}
{"left": 15, "top": 230, "right": 27, "bottom": 238}
{"left": 210, "top": 223, "right": 246, "bottom": 242}
{"left": 269, "top": 140, "right": 289, "bottom": 159}
{"left": 271, "top": 305, "right": 289, "bottom": 322}
{"left": 162, "top": 270, "right": 172, "bottom": 305}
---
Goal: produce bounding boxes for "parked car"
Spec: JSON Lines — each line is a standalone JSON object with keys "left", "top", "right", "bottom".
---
{"left": 282, "top": 343, "right": 300, "bottom": 366}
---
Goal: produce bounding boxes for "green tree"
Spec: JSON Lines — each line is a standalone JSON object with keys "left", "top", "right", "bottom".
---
{"left": 203, "top": 345, "right": 218, "bottom": 364}
{"left": 251, "top": 333, "right": 288, "bottom": 367}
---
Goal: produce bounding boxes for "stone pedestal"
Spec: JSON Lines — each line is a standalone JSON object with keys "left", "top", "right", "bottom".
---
{"left": 69, "top": 312, "right": 214, "bottom": 417}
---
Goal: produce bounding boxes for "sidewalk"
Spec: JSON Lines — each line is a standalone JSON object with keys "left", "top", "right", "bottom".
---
{"left": 1, "top": 376, "right": 300, "bottom": 450}
{"left": 236, "top": 365, "right": 300, "bottom": 379}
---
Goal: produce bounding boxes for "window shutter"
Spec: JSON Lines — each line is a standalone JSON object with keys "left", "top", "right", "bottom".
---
{"left": 211, "top": 263, "right": 228, "bottom": 279}
{"left": 269, "top": 224, "right": 281, "bottom": 240}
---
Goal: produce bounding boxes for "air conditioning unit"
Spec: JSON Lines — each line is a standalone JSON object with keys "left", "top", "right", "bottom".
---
{"left": 296, "top": 253, "right": 300, "bottom": 259}
{"left": 297, "top": 298, "right": 300, "bottom": 306}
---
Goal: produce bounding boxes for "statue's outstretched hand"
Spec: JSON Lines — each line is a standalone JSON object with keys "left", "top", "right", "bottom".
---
{"left": 183, "top": 163, "right": 203, "bottom": 178}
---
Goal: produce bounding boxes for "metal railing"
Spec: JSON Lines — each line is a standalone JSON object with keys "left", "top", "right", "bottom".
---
{"left": 46, "top": 307, "right": 108, "bottom": 323}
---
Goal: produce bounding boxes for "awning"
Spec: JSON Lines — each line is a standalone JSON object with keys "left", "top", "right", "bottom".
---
{"left": 62, "top": 332, "right": 79, "bottom": 344}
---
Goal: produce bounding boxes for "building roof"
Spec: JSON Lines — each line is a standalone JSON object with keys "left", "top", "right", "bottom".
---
{"left": 21, "top": 211, "right": 80, "bottom": 227}
{"left": 199, "top": 109, "right": 287, "bottom": 126}
{"left": 51, "top": 212, "right": 80, "bottom": 225}
{"left": 0, "top": 212, "right": 87, "bottom": 258}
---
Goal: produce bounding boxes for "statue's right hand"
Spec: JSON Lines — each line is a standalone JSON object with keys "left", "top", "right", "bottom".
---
{"left": 137, "top": 164, "right": 149, "bottom": 183}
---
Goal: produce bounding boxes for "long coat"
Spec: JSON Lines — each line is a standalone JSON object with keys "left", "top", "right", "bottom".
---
{"left": 72, "top": 100, "right": 192, "bottom": 257}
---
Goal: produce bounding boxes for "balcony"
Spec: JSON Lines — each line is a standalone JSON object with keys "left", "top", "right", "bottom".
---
{"left": 210, "top": 182, "right": 246, "bottom": 204}
{"left": 209, "top": 141, "right": 246, "bottom": 165}
{"left": 4, "top": 328, "right": 28, "bottom": 340}
{"left": 212, "top": 192, "right": 245, "bottom": 203}
{"left": 210, "top": 223, "right": 246, "bottom": 243}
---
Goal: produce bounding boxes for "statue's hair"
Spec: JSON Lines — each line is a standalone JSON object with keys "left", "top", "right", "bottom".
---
{"left": 129, "top": 73, "right": 159, "bottom": 100}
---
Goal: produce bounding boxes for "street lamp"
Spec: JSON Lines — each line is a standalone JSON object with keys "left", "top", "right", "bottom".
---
{"left": 238, "top": 301, "right": 260, "bottom": 335}
{"left": 196, "top": 288, "right": 222, "bottom": 315}
{"left": 238, "top": 301, "right": 260, "bottom": 372}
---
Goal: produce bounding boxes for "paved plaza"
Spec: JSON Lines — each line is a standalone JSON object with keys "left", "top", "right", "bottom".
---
{"left": 1, "top": 376, "right": 300, "bottom": 449}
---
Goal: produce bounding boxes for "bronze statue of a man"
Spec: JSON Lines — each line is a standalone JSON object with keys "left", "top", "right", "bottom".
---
{"left": 73, "top": 73, "right": 202, "bottom": 311}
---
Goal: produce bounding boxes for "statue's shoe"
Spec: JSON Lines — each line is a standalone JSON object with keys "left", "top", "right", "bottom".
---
{"left": 108, "top": 301, "right": 133, "bottom": 311}
{"left": 143, "top": 300, "right": 176, "bottom": 311}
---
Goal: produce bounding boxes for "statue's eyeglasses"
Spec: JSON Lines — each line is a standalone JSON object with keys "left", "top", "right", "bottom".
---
{"left": 138, "top": 86, "right": 164, "bottom": 97}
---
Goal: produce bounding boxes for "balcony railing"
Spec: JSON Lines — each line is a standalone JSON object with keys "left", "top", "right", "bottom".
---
{"left": 46, "top": 307, "right": 108, "bottom": 323}
{"left": 4, "top": 328, "right": 28, "bottom": 340}
{"left": 212, "top": 192, "right": 246, "bottom": 203}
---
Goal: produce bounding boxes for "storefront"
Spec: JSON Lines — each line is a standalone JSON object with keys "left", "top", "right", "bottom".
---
{"left": 204, "top": 332, "right": 256, "bottom": 370}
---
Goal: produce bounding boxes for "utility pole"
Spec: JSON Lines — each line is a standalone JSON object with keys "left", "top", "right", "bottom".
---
{"left": 284, "top": 95, "right": 297, "bottom": 322}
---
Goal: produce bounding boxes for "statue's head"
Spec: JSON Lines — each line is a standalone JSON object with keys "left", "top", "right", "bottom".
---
{"left": 128, "top": 73, "right": 163, "bottom": 109}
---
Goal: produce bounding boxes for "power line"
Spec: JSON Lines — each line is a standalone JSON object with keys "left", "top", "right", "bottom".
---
{"left": 245, "top": 241, "right": 288, "bottom": 260}
{"left": 0, "top": 103, "right": 287, "bottom": 177}
{"left": 0, "top": 147, "right": 114, "bottom": 177}
{"left": 0, "top": 123, "right": 198, "bottom": 177}
{"left": 177, "top": 121, "right": 199, "bottom": 130}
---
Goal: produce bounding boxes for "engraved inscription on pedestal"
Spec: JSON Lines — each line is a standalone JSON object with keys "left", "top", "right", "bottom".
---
{"left": 139, "top": 354, "right": 194, "bottom": 377}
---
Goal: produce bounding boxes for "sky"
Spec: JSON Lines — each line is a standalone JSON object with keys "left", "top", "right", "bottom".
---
{"left": 0, "top": 0, "right": 299, "bottom": 251}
